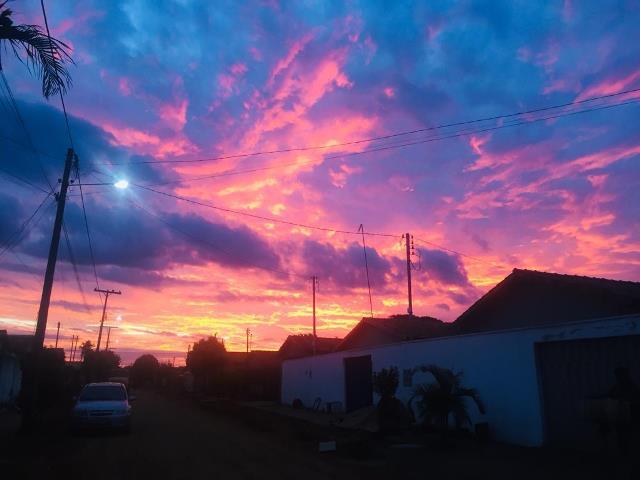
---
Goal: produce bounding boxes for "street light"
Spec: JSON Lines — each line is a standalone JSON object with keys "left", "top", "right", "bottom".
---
{"left": 114, "top": 179, "right": 129, "bottom": 189}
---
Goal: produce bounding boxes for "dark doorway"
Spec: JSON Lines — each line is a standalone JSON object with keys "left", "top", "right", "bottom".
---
{"left": 344, "top": 355, "right": 373, "bottom": 413}
{"left": 536, "top": 334, "right": 640, "bottom": 450}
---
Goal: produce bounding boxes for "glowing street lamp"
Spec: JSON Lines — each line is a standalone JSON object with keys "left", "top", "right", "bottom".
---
{"left": 114, "top": 179, "right": 129, "bottom": 189}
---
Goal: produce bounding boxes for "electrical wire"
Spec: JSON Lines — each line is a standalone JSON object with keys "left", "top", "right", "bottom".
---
{"left": 39, "top": 0, "right": 74, "bottom": 149}
{"left": 0, "top": 192, "right": 53, "bottom": 259}
{"left": 127, "top": 197, "right": 307, "bottom": 279}
{"left": 62, "top": 220, "right": 91, "bottom": 313}
{"left": 0, "top": 70, "right": 55, "bottom": 191}
{"left": 86, "top": 97, "right": 640, "bottom": 189}
{"left": 358, "top": 224, "right": 374, "bottom": 319}
{"left": 413, "top": 237, "right": 509, "bottom": 268}
{"left": 0, "top": 165, "right": 50, "bottom": 194}
{"left": 134, "top": 183, "right": 399, "bottom": 238}
{"left": 107, "top": 86, "right": 640, "bottom": 166}
{"left": 73, "top": 156, "right": 102, "bottom": 294}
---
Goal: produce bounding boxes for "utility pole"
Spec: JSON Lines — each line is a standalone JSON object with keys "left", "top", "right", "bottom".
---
{"left": 311, "top": 276, "right": 318, "bottom": 355}
{"left": 105, "top": 326, "right": 118, "bottom": 350}
{"left": 68, "top": 334, "right": 75, "bottom": 362}
{"left": 405, "top": 233, "right": 413, "bottom": 316}
{"left": 95, "top": 288, "right": 122, "bottom": 351}
{"left": 246, "top": 328, "right": 250, "bottom": 353}
{"left": 33, "top": 149, "right": 74, "bottom": 350}
{"left": 54, "top": 322, "right": 60, "bottom": 348}
{"left": 71, "top": 335, "right": 78, "bottom": 362}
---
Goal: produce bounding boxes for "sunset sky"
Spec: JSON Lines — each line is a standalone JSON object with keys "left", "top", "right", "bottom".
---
{"left": 1, "top": 0, "right": 639, "bottom": 364}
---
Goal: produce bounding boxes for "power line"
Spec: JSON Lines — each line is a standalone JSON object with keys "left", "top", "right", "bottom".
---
{"left": 61, "top": 221, "right": 91, "bottom": 313}
{"left": 133, "top": 183, "right": 398, "bottom": 238}
{"left": 73, "top": 156, "right": 101, "bottom": 293}
{"left": 413, "top": 237, "right": 509, "bottom": 269}
{"left": 0, "top": 165, "right": 50, "bottom": 194}
{"left": 39, "top": 0, "right": 74, "bottom": 149}
{"left": 134, "top": 184, "right": 520, "bottom": 269}
{"left": 0, "top": 192, "right": 53, "bottom": 259}
{"left": 85, "top": 97, "right": 640, "bottom": 190}
{"left": 107, "top": 87, "right": 640, "bottom": 166}
{"left": 127, "top": 198, "right": 307, "bottom": 279}
{"left": 0, "top": 70, "right": 55, "bottom": 191}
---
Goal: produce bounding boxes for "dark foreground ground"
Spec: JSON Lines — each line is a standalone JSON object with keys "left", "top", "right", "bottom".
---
{"left": 1, "top": 390, "right": 637, "bottom": 479}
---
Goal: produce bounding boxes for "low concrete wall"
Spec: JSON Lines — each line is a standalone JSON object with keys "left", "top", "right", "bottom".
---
{"left": 281, "top": 314, "right": 639, "bottom": 446}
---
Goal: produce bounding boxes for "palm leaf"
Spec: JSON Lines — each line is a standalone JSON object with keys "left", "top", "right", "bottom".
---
{"left": 0, "top": 3, "right": 73, "bottom": 98}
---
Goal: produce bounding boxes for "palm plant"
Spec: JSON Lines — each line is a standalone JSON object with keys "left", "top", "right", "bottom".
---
{"left": 409, "top": 365, "right": 485, "bottom": 431}
{"left": 0, "top": 1, "right": 72, "bottom": 98}
{"left": 373, "top": 367, "right": 410, "bottom": 433}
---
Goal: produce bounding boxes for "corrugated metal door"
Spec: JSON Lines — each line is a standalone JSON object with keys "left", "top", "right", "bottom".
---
{"left": 344, "top": 355, "right": 373, "bottom": 413}
{"left": 536, "top": 334, "right": 640, "bottom": 449}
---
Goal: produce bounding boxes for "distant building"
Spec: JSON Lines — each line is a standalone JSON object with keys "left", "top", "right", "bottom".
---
{"left": 278, "top": 334, "right": 342, "bottom": 359}
{"left": 281, "top": 269, "right": 640, "bottom": 449}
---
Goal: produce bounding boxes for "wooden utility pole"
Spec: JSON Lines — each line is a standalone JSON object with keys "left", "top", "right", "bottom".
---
{"left": 105, "top": 326, "right": 118, "bottom": 350}
{"left": 71, "top": 335, "right": 78, "bottom": 362}
{"left": 246, "top": 328, "right": 250, "bottom": 353}
{"left": 405, "top": 233, "right": 413, "bottom": 316}
{"left": 33, "top": 148, "right": 74, "bottom": 350}
{"left": 95, "top": 288, "right": 121, "bottom": 351}
{"left": 54, "top": 322, "right": 61, "bottom": 348}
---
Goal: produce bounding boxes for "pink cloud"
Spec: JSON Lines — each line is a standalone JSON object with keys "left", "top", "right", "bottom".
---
{"left": 230, "top": 63, "right": 248, "bottom": 76}
{"left": 469, "top": 134, "right": 490, "bottom": 155}
{"left": 101, "top": 123, "right": 197, "bottom": 158}
{"left": 576, "top": 69, "right": 640, "bottom": 101}
{"left": 118, "top": 77, "right": 132, "bottom": 96}
{"left": 268, "top": 33, "right": 314, "bottom": 86}
{"left": 383, "top": 87, "right": 395, "bottom": 98}
{"left": 159, "top": 99, "right": 188, "bottom": 131}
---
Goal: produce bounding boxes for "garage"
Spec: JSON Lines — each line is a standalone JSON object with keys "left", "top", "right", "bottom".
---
{"left": 536, "top": 334, "right": 640, "bottom": 449}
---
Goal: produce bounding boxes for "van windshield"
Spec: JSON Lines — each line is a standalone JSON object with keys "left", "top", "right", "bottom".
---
{"left": 79, "top": 385, "right": 126, "bottom": 401}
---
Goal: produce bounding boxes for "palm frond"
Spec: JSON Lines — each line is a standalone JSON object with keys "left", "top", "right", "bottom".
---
{"left": 457, "top": 387, "right": 486, "bottom": 415}
{"left": 0, "top": 6, "right": 73, "bottom": 99}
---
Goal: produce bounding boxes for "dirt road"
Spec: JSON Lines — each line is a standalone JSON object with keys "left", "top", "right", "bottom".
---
{"left": 1, "top": 391, "right": 366, "bottom": 479}
{"left": 1, "top": 390, "right": 635, "bottom": 480}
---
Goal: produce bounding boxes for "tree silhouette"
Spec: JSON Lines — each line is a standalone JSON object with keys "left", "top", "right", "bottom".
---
{"left": 79, "top": 340, "right": 93, "bottom": 361}
{"left": 0, "top": 1, "right": 72, "bottom": 98}
{"left": 82, "top": 349, "right": 120, "bottom": 382}
{"left": 186, "top": 336, "right": 226, "bottom": 392}
{"left": 130, "top": 354, "right": 160, "bottom": 387}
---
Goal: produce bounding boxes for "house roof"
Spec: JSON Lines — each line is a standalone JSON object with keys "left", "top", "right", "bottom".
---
{"left": 336, "top": 315, "right": 451, "bottom": 351}
{"left": 454, "top": 268, "right": 640, "bottom": 334}
{"left": 278, "top": 334, "right": 342, "bottom": 359}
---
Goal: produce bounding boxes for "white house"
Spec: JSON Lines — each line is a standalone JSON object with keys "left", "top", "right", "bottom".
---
{"left": 281, "top": 269, "right": 640, "bottom": 448}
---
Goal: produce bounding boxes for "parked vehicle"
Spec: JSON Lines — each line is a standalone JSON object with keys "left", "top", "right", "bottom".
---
{"left": 71, "top": 382, "right": 133, "bottom": 432}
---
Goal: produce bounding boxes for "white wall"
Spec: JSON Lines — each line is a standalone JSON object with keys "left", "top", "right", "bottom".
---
{"left": 281, "top": 314, "right": 640, "bottom": 446}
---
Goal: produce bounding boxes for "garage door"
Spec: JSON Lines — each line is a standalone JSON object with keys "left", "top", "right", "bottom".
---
{"left": 536, "top": 335, "right": 640, "bottom": 449}
{"left": 344, "top": 355, "right": 373, "bottom": 413}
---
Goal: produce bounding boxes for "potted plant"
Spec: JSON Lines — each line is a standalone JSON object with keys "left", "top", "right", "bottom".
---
{"left": 408, "top": 365, "right": 485, "bottom": 444}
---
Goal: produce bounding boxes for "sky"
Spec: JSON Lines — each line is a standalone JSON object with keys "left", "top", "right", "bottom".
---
{"left": 1, "top": 0, "right": 639, "bottom": 364}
